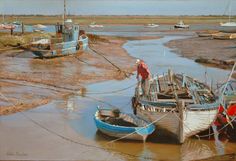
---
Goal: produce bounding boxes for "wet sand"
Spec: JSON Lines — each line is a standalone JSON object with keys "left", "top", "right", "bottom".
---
{"left": 165, "top": 36, "right": 236, "bottom": 71}
{"left": 0, "top": 35, "right": 140, "bottom": 115}
{"left": 0, "top": 34, "right": 163, "bottom": 115}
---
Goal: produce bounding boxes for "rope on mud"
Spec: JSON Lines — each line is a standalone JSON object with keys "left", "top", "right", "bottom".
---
{"left": 108, "top": 108, "right": 176, "bottom": 143}
{"left": 89, "top": 44, "right": 134, "bottom": 78}
{"left": 84, "top": 83, "right": 137, "bottom": 95}
{"left": 74, "top": 55, "right": 94, "bottom": 66}
{"left": 0, "top": 91, "right": 159, "bottom": 161}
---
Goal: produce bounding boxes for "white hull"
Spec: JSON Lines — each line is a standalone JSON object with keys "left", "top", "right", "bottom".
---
{"left": 220, "top": 22, "right": 236, "bottom": 27}
{"left": 146, "top": 24, "right": 159, "bottom": 28}
{"left": 89, "top": 24, "right": 104, "bottom": 28}
{"left": 136, "top": 106, "right": 218, "bottom": 143}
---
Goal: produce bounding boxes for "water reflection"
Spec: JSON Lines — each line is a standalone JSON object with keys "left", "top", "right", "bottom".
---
{"left": 180, "top": 140, "right": 214, "bottom": 161}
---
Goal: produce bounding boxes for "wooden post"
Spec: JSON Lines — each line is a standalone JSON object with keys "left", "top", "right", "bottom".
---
{"left": 21, "top": 22, "right": 24, "bottom": 34}
{"left": 10, "top": 28, "right": 13, "bottom": 35}
{"left": 178, "top": 100, "right": 184, "bottom": 144}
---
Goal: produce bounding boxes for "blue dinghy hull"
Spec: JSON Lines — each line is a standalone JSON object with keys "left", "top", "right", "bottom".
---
{"left": 94, "top": 109, "right": 155, "bottom": 141}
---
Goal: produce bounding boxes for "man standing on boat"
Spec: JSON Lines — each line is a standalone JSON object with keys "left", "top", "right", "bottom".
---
{"left": 136, "top": 59, "right": 151, "bottom": 97}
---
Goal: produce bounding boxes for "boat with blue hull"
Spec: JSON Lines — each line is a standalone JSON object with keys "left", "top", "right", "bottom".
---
{"left": 30, "top": 19, "right": 88, "bottom": 58}
{"left": 30, "top": 0, "right": 88, "bottom": 58}
{"left": 94, "top": 108, "right": 155, "bottom": 141}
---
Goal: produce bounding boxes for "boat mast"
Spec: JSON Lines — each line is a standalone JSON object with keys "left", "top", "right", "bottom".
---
{"left": 2, "top": 1, "right": 4, "bottom": 23}
{"left": 63, "top": 0, "right": 66, "bottom": 25}
{"left": 228, "top": 0, "right": 231, "bottom": 22}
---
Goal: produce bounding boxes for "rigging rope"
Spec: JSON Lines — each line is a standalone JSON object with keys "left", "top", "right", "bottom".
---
{"left": 0, "top": 91, "right": 158, "bottom": 161}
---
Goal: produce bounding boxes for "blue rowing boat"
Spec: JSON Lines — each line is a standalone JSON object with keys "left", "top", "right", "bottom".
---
{"left": 94, "top": 108, "right": 155, "bottom": 141}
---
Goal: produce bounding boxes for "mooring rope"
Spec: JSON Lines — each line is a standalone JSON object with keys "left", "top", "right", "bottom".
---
{"left": 108, "top": 108, "right": 176, "bottom": 143}
{"left": 85, "top": 83, "right": 137, "bottom": 95}
{"left": 0, "top": 91, "right": 158, "bottom": 161}
{"left": 89, "top": 44, "right": 134, "bottom": 78}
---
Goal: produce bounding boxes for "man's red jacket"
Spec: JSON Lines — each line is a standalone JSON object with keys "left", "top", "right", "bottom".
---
{"left": 137, "top": 62, "right": 150, "bottom": 80}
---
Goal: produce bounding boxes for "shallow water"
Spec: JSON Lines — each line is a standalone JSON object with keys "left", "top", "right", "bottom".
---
{"left": 1, "top": 33, "right": 235, "bottom": 161}
{"left": 11, "top": 24, "right": 232, "bottom": 33}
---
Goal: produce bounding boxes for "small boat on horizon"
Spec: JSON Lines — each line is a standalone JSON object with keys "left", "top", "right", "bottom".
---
{"left": 89, "top": 22, "right": 104, "bottom": 28}
{"left": 94, "top": 108, "right": 155, "bottom": 141}
{"left": 174, "top": 20, "right": 189, "bottom": 29}
{"left": 145, "top": 23, "right": 159, "bottom": 28}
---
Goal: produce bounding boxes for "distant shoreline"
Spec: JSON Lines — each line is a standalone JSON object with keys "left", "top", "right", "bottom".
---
{"left": 2, "top": 15, "right": 236, "bottom": 25}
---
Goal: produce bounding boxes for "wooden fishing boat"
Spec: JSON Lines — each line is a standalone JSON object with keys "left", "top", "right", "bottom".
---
{"left": 94, "top": 108, "right": 155, "bottom": 141}
{"left": 29, "top": 0, "right": 88, "bottom": 58}
{"left": 132, "top": 70, "right": 218, "bottom": 143}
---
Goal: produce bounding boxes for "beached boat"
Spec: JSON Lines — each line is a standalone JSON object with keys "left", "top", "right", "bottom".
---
{"left": 29, "top": 0, "right": 88, "bottom": 58}
{"left": 30, "top": 19, "right": 88, "bottom": 58}
{"left": 174, "top": 20, "right": 189, "bottom": 29}
{"left": 196, "top": 30, "right": 220, "bottom": 37}
{"left": 212, "top": 32, "right": 236, "bottom": 40}
{"left": 145, "top": 23, "right": 159, "bottom": 28}
{"left": 132, "top": 70, "right": 218, "bottom": 143}
{"left": 94, "top": 108, "right": 155, "bottom": 141}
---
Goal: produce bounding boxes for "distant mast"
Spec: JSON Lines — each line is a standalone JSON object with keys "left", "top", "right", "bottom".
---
{"left": 228, "top": 0, "right": 231, "bottom": 23}
{"left": 63, "top": 0, "right": 66, "bottom": 25}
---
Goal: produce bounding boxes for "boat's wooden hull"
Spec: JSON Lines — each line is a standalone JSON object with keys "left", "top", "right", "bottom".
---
{"left": 136, "top": 105, "right": 218, "bottom": 143}
{"left": 31, "top": 36, "right": 88, "bottom": 58}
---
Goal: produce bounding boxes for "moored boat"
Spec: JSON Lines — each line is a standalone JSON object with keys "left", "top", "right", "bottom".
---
{"left": 196, "top": 30, "right": 220, "bottom": 37}
{"left": 94, "top": 108, "right": 155, "bottom": 141}
{"left": 146, "top": 23, "right": 159, "bottom": 28}
{"left": 29, "top": 0, "right": 88, "bottom": 58}
{"left": 174, "top": 20, "right": 189, "bottom": 29}
{"left": 212, "top": 32, "right": 236, "bottom": 40}
{"left": 132, "top": 70, "right": 218, "bottom": 143}
{"left": 89, "top": 22, "right": 104, "bottom": 28}
{"left": 30, "top": 19, "right": 88, "bottom": 58}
